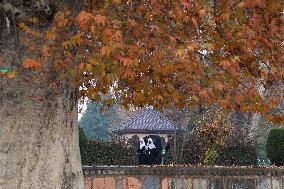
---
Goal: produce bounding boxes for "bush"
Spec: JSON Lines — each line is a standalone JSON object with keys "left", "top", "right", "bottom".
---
{"left": 217, "top": 145, "right": 257, "bottom": 166}
{"left": 203, "top": 144, "right": 218, "bottom": 166}
{"left": 179, "top": 134, "right": 202, "bottom": 164}
{"left": 217, "top": 127, "right": 257, "bottom": 166}
{"left": 80, "top": 136, "right": 138, "bottom": 166}
{"left": 266, "top": 128, "right": 284, "bottom": 166}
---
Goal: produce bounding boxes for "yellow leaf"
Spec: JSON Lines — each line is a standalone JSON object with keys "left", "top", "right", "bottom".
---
{"left": 86, "top": 64, "right": 93, "bottom": 72}
{"left": 88, "top": 57, "right": 100, "bottom": 65}
{"left": 54, "top": 11, "right": 69, "bottom": 28}
{"left": 27, "top": 17, "right": 39, "bottom": 24}
{"left": 42, "top": 45, "right": 51, "bottom": 58}
{"left": 271, "top": 66, "right": 277, "bottom": 74}
{"left": 204, "top": 43, "right": 214, "bottom": 51}
{"left": 6, "top": 70, "right": 16, "bottom": 79}
{"left": 232, "top": 56, "right": 240, "bottom": 63}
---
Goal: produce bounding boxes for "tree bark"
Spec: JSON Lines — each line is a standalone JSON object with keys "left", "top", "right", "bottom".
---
{"left": 0, "top": 1, "right": 84, "bottom": 188}
{"left": 0, "top": 77, "right": 84, "bottom": 189}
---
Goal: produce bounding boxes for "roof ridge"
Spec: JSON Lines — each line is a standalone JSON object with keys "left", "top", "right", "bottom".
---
{"left": 113, "top": 108, "right": 182, "bottom": 134}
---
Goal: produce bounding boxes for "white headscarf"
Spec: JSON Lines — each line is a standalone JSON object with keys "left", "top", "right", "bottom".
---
{"left": 139, "top": 139, "right": 146, "bottom": 149}
{"left": 147, "top": 138, "right": 156, "bottom": 150}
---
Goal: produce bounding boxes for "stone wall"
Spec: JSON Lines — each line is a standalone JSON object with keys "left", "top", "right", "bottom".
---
{"left": 83, "top": 166, "right": 284, "bottom": 189}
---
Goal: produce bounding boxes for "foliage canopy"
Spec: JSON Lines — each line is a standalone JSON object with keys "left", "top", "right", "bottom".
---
{"left": 1, "top": 0, "right": 284, "bottom": 122}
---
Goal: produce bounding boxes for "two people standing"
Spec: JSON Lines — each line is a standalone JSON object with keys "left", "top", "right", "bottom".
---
{"left": 138, "top": 138, "right": 158, "bottom": 165}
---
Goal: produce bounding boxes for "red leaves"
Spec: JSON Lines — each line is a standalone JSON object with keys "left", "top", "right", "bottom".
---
{"left": 22, "top": 58, "right": 41, "bottom": 70}
{"left": 112, "top": 0, "right": 121, "bottom": 4}
{"left": 13, "top": 0, "right": 284, "bottom": 124}
{"left": 118, "top": 56, "right": 133, "bottom": 67}
{"left": 181, "top": 0, "right": 192, "bottom": 9}
{"left": 220, "top": 60, "right": 240, "bottom": 79}
{"left": 75, "top": 11, "right": 94, "bottom": 28}
{"left": 75, "top": 11, "right": 106, "bottom": 28}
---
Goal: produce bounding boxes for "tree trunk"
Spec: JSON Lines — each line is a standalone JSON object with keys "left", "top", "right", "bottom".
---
{"left": 0, "top": 77, "right": 84, "bottom": 189}
{"left": 0, "top": 1, "right": 84, "bottom": 187}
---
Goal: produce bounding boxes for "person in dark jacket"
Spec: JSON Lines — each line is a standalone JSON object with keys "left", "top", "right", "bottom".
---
{"left": 137, "top": 139, "right": 148, "bottom": 165}
{"left": 147, "top": 138, "right": 158, "bottom": 164}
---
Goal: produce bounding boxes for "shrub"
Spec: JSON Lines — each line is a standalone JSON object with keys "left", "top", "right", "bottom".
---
{"left": 218, "top": 145, "right": 257, "bottom": 166}
{"left": 179, "top": 134, "right": 202, "bottom": 164}
{"left": 217, "top": 127, "right": 257, "bottom": 166}
{"left": 266, "top": 128, "right": 284, "bottom": 166}
{"left": 80, "top": 136, "right": 138, "bottom": 166}
{"left": 203, "top": 144, "right": 218, "bottom": 166}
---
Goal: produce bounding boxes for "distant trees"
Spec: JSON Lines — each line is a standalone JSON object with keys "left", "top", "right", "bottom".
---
{"left": 79, "top": 101, "right": 122, "bottom": 141}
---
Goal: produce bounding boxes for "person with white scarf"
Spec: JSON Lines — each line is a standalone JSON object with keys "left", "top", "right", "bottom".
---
{"left": 147, "top": 138, "right": 158, "bottom": 164}
{"left": 137, "top": 139, "right": 148, "bottom": 165}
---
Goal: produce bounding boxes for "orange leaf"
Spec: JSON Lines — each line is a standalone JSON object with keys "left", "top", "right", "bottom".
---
{"left": 29, "top": 43, "right": 36, "bottom": 51}
{"left": 235, "top": 94, "right": 245, "bottom": 103}
{"left": 118, "top": 56, "right": 133, "bottom": 67}
{"left": 22, "top": 58, "right": 41, "bottom": 70}
{"left": 247, "top": 88, "right": 256, "bottom": 99}
{"left": 212, "top": 81, "right": 224, "bottom": 92}
{"left": 101, "top": 46, "right": 112, "bottom": 57}
{"left": 221, "top": 97, "right": 230, "bottom": 109}
{"left": 94, "top": 14, "right": 106, "bottom": 26}
{"left": 112, "top": 0, "right": 121, "bottom": 4}
{"left": 76, "top": 11, "right": 94, "bottom": 27}
{"left": 6, "top": 70, "right": 16, "bottom": 79}
{"left": 103, "top": 28, "right": 113, "bottom": 42}
{"left": 191, "top": 17, "right": 198, "bottom": 28}
{"left": 200, "top": 89, "right": 210, "bottom": 99}
{"left": 269, "top": 97, "right": 278, "bottom": 108}
{"left": 181, "top": 1, "right": 192, "bottom": 9}
{"left": 198, "top": 9, "right": 206, "bottom": 18}
{"left": 114, "top": 30, "right": 123, "bottom": 42}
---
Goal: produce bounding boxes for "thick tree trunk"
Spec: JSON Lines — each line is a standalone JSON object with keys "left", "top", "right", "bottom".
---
{"left": 0, "top": 78, "right": 84, "bottom": 189}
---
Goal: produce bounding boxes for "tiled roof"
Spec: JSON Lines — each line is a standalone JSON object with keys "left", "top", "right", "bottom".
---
{"left": 113, "top": 108, "right": 185, "bottom": 134}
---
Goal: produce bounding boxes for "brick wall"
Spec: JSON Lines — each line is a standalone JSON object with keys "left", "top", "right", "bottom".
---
{"left": 83, "top": 166, "right": 284, "bottom": 189}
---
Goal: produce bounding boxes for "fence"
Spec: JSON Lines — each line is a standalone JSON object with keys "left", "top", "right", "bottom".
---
{"left": 83, "top": 166, "right": 284, "bottom": 189}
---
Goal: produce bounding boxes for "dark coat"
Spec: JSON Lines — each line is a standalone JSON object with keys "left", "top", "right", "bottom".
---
{"left": 138, "top": 146, "right": 148, "bottom": 165}
{"left": 147, "top": 147, "right": 158, "bottom": 165}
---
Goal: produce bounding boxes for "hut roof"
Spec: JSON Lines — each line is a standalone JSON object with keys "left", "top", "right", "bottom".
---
{"left": 113, "top": 108, "right": 185, "bottom": 135}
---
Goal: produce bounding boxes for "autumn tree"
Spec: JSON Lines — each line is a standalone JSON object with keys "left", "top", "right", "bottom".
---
{"left": 0, "top": 0, "right": 283, "bottom": 188}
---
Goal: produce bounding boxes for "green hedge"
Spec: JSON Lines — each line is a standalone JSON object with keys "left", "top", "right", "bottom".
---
{"left": 266, "top": 128, "right": 284, "bottom": 166}
{"left": 79, "top": 129, "right": 258, "bottom": 166}
{"left": 80, "top": 135, "right": 138, "bottom": 166}
{"left": 217, "top": 128, "right": 257, "bottom": 166}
